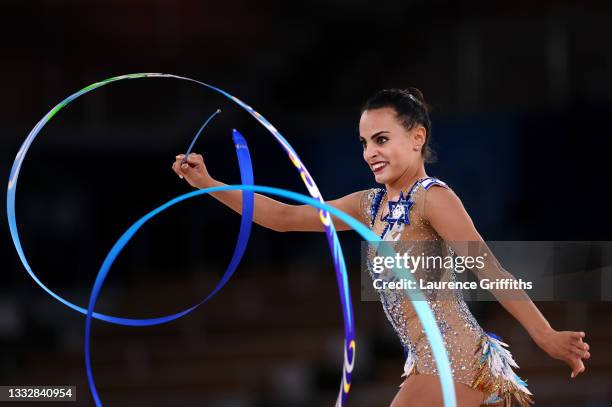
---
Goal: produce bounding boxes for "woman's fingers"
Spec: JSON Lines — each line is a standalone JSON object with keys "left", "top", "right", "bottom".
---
{"left": 579, "top": 341, "right": 590, "bottom": 359}
{"left": 569, "top": 332, "right": 586, "bottom": 348}
{"left": 171, "top": 158, "right": 184, "bottom": 179}
{"left": 570, "top": 345, "right": 589, "bottom": 359}
{"left": 570, "top": 356, "right": 585, "bottom": 378}
{"left": 186, "top": 155, "right": 203, "bottom": 168}
{"left": 571, "top": 341, "right": 589, "bottom": 353}
{"left": 172, "top": 153, "right": 207, "bottom": 186}
{"left": 175, "top": 153, "right": 203, "bottom": 166}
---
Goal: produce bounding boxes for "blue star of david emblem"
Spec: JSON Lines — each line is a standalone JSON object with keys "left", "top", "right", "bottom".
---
{"left": 382, "top": 191, "right": 414, "bottom": 226}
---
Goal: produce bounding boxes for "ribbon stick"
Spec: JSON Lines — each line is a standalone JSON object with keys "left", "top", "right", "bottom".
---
{"left": 181, "top": 108, "right": 222, "bottom": 164}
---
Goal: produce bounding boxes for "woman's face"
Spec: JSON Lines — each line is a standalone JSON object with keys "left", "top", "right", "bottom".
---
{"left": 359, "top": 107, "right": 425, "bottom": 185}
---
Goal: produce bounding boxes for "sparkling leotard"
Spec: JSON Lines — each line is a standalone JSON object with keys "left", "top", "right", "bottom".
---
{"left": 359, "top": 177, "right": 533, "bottom": 407}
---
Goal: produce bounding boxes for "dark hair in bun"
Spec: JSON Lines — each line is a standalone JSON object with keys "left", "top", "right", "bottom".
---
{"left": 361, "top": 88, "right": 436, "bottom": 163}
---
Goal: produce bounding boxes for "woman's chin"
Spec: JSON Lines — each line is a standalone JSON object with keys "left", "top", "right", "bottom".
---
{"left": 373, "top": 172, "right": 388, "bottom": 184}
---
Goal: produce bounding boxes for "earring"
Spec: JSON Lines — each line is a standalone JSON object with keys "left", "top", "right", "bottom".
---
{"left": 414, "top": 145, "right": 421, "bottom": 151}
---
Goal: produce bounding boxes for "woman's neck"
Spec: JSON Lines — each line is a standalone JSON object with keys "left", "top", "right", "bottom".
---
{"left": 385, "top": 165, "right": 427, "bottom": 200}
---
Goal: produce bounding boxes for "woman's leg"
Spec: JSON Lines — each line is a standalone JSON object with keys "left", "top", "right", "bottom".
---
{"left": 390, "top": 374, "right": 485, "bottom": 407}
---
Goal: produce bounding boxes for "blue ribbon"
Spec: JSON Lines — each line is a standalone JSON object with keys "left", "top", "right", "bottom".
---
{"left": 6, "top": 73, "right": 362, "bottom": 406}
{"left": 7, "top": 73, "right": 457, "bottom": 407}
{"left": 84, "top": 184, "right": 457, "bottom": 407}
{"left": 86, "top": 129, "right": 254, "bottom": 405}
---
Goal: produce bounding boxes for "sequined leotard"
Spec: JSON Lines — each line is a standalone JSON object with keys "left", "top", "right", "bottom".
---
{"left": 359, "top": 177, "right": 533, "bottom": 407}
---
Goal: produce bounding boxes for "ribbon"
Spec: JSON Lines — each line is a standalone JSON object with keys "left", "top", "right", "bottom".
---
{"left": 86, "top": 129, "right": 254, "bottom": 405}
{"left": 7, "top": 73, "right": 457, "bottom": 407}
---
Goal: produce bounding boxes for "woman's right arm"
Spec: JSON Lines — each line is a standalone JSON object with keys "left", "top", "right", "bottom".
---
{"left": 172, "top": 153, "right": 366, "bottom": 232}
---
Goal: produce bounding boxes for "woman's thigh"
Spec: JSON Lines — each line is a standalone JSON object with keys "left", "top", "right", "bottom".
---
{"left": 390, "top": 374, "right": 485, "bottom": 407}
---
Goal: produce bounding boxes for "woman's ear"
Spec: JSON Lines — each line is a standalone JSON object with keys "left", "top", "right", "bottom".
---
{"left": 412, "top": 125, "right": 427, "bottom": 147}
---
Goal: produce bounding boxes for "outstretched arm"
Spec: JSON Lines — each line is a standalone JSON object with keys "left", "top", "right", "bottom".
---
{"left": 171, "top": 153, "right": 365, "bottom": 232}
{"left": 424, "top": 185, "right": 590, "bottom": 379}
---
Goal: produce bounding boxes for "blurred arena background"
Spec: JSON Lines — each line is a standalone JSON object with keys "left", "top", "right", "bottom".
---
{"left": 1, "top": 1, "right": 611, "bottom": 406}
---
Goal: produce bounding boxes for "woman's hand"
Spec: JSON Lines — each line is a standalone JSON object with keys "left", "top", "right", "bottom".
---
{"left": 535, "top": 329, "right": 590, "bottom": 378}
{"left": 171, "top": 153, "right": 214, "bottom": 189}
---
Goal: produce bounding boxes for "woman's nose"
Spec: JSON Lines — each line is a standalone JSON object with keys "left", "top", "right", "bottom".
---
{"left": 364, "top": 145, "right": 377, "bottom": 160}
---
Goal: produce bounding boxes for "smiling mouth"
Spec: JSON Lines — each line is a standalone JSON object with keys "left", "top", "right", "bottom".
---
{"left": 371, "top": 162, "right": 388, "bottom": 173}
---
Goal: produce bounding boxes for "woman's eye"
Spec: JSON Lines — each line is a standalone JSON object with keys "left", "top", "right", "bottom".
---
{"left": 377, "top": 137, "right": 388, "bottom": 144}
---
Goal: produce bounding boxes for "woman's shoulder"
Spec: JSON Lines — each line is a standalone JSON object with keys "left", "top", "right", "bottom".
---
{"left": 416, "top": 177, "right": 468, "bottom": 222}
{"left": 413, "top": 177, "right": 459, "bottom": 219}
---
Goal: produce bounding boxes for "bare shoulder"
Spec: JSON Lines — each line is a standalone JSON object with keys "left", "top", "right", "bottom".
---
{"left": 422, "top": 183, "right": 479, "bottom": 241}
{"left": 425, "top": 184, "right": 462, "bottom": 205}
{"left": 422, "top": 184, "right": 467, "bottom": 221}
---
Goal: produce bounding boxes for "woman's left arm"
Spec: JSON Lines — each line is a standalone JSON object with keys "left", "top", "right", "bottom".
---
{"left": 424, "top": 185, "right": 590, "bottom": 379}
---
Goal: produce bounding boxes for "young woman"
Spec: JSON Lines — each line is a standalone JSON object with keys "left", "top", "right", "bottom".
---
{"left": 171, "top": 88, "right": 590, "bottom": 406}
